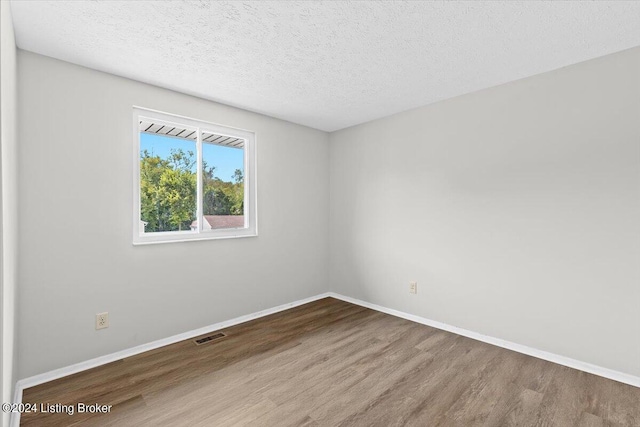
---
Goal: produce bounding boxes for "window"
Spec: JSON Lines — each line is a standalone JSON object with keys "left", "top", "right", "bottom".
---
{"left": 133, "top": 107, "right": 256, "bottom": 244}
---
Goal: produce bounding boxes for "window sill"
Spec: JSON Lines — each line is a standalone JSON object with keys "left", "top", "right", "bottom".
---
{"left": 133, "top": 230, "right": 258, "bottom": 245}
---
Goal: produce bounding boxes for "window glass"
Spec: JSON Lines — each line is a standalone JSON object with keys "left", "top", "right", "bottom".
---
{"left": 202, "top": 132, "right": 245, "bottom": 230}
{"left": 139, "top": 122, "right": 197, "bottom": 233}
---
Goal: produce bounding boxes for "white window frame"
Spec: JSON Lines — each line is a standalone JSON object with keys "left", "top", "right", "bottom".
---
{"left": 132, "top": 107, "right": 257, "bottom": 245}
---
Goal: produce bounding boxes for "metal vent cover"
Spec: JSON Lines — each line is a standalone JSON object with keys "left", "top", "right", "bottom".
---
{"left": 194, "top": 332, "right": 227, "bottom": 345}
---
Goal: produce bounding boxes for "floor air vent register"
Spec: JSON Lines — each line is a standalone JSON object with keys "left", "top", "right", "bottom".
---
{"left": 194, "top": 332, "right": 227, "bottom": 345}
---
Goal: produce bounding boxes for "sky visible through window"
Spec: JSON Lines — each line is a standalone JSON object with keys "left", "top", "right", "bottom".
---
{"left": 140, "top": 133, "right": 243, "bottom": 181}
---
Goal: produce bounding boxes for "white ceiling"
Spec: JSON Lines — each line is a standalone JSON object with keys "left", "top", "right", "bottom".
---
{"left": 10, "top": 1, "right": 640, "bottom": 132}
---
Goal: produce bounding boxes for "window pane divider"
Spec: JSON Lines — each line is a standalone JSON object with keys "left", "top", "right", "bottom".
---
{"left": 196, "top": 127, "right": 203, "bottom": 233}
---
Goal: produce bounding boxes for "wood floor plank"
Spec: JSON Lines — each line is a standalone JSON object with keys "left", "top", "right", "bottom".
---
{"left": 580, "top": 412, "right": 605, "bottom": 427}
{"left": 20, "top": 297, "right": 640, "bottom": 426}
{"left": 445, "top": 347, "right": 523, "bottom": 425}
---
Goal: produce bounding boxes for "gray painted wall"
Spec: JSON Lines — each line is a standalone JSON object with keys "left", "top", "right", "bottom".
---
{"left": 17, "top": 51, "right": 330, "bottom": 378}
{"left": 329, "top": 47, "right": 640, "bottom": 377}
{"left": 1, "top": 2, "right": 18, "bottom": 426}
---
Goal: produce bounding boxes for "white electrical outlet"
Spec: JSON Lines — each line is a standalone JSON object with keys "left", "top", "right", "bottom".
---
{"left": 409, "top": 281, "right": 418, "bottom": 294}
{"left": 96, "top": 312, "right": 109, "bottom": 330}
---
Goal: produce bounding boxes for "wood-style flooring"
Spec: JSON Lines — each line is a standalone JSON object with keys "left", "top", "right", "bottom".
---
{"left": 21, "top": 298, "right": 640, "bottom": 426}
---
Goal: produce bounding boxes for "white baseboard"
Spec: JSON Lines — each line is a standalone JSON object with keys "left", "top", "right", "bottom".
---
{"left": 10, "top": 292, "right": 331, "bottom": 427}
{"left": 10, "top": 384, "right": 22, "bottom": 427}
{"left": 11, "top": 291, "right": 640, "bottom": 426}
{"left": 327, "top": 292, "right": 640, "bottom": 389}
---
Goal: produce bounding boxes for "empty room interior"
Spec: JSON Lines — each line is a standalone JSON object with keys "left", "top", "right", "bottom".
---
{"left": 1, "top": 1, "right": 640, "bottom": 426}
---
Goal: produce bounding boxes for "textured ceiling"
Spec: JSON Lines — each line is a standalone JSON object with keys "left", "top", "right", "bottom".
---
{"left": 10, "top": 1, "right": 640, "bottom": 131}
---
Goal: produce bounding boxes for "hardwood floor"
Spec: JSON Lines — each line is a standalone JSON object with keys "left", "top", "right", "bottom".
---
{"left": 20, "top": 298, "right": 640, "bottom": 426}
